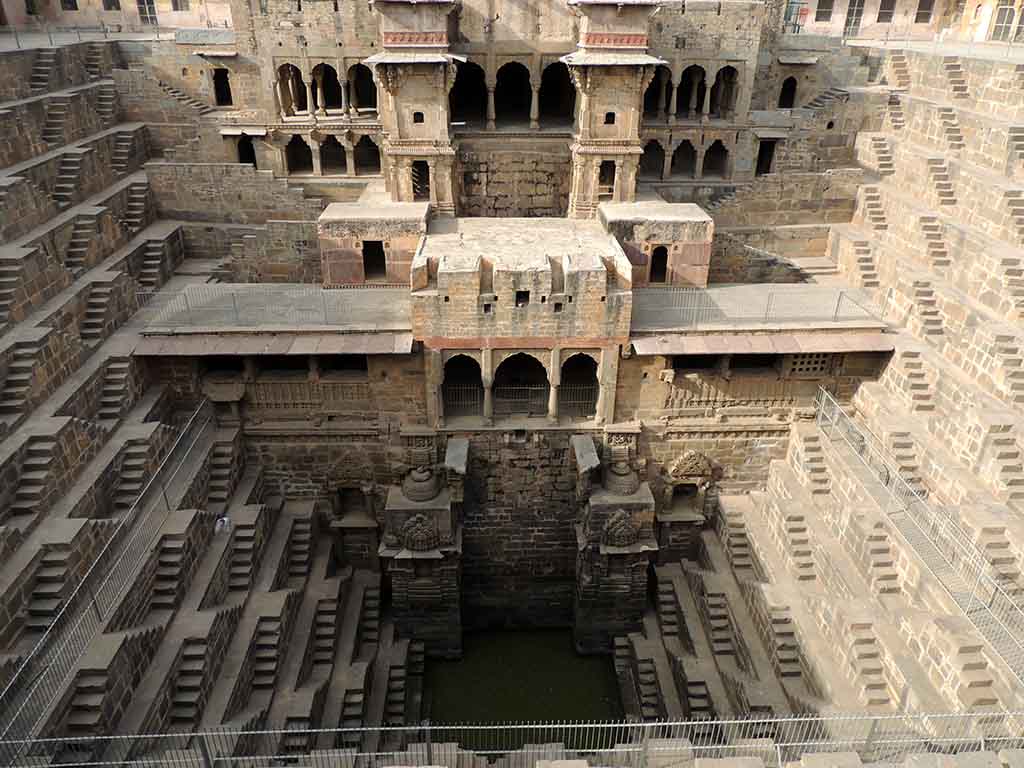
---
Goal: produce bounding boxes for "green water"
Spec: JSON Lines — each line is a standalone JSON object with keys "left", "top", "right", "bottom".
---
{"left": 423, "top": 629, "right": 624, "bottom": 724}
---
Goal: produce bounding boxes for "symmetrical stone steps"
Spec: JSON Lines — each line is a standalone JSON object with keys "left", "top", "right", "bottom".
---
{"left": 684, "top": 678, "right": 714, "bottom": 721}
{"left": 42, "top": 97, "right": 70, "bottom": 146}
{"left": 65, "top": 670, "right": 108, "bottom": 735}
{"left": 80, "top": 283, "right": 115, "bottom": 343}
{"left": 96, "top": 82, "right": 117, "bottom": 125}
{"left": 635, "top": 657, "right": 662, "bottom": 720}
{"left": 124, "top": 181, "right": 150, "bottom": 234}
{"left": 936, "top": 106, "right": 965, "bottom": 151}
{"left": 152, "top": 536, "right": 186, "bottom": 612}
{"left": 172, "top": 638, "right": 208, "bottom": 726}
{"left": 917, "top": 215, "right": 951, "bottom": 269}
{"left": 111, "top": 131, "right": 135, "bottom": 177}
{"left": 942, "top": 56, "right": 969, "bottom": 99}
{"left": 5, "top": 435, "right": 57, "bottom": 522}
{"left": 25, "top": 546, "right": 72, "bottom": 636}
{"left": 715, "top": 496, "right": 752, "bottom": 571}
{"left": 312, "top": 598, "right": 339, "bottom": 667}
{"left": 844, "top": 622, "right": 892, "bottom": 707}
{"left": 30, "top": 49, "right": 58, "bottom": 95}
{"left": 886, "top": 93, "right": 906, "bottom": 129}
{"left": 359, "top": 585, "right": 381, "bottom": 652}
{"left": 655, "top": 577, "right": 679, "bottom": 637}
{"left": 226, "top": 521, "right": 256, "bottom": 592}
{"left": 339, "top": 685, "right": 367, "bottom": 735}
{"left": 207, "top": 439, "right": 235, "bottom": 503}
{"left": 0, "top": 259, "right": 21, "bottom": 325}
{"left": 384, "top": 658, "right": 408, "bottom": 725}
{"left": 852, "top": 240, "right": 880, "bottom": 288}
{"left": 157, "top": 80, "right": 214, "bottom": 116}
{"left": 113, "top": 439, "right": 150, "bottom": 510}
{"left": 0, "top": 340, "right": 42, "bottom": 414}
{"left": 911, "top": 279, "right": 945, "bottom": 336}
{"left": 1003, "top": 190, "right": 1024, "bottom": 246}
{"left": 53, "top": 153, "right": 85, "bottom": 210}
{"left": 99, "top": 357, "right": 131, "bottom": 422}
{"left": 701, "top": 590, "right": 736, "bottom": 656}
{"left": 1009, "top": 126, "right": 1024, "bottom": 168}
{"left": 858, "top": 186, "right": 888, "bottom": 231}
{"left": 869, "top": 136, "right": 895, "bottom": 175}
{"left": 139, "top": 241, "right": 165, "bottom": 289}
{"left": 84, "top": 43, "right": 104, "bottom": 81}
{"left": 926, "top": 158, "right": 957, "bottom": 206}
{"left": 889, "top": 52, "right": 910, "bottom": 89}
{"left": 64, "top": 213, "right": 97, "bottom": 272}
{"left": 787, "top": 424, "right": 831, "bottom": 495}
{"left": 288, "top": 517, "right": 312, "bottom": 581}
{"left": 804, "top": 87, "right": 849, "bottom": 112}
{"left": 251, "top": 615, "right": 283, "bottom": 690}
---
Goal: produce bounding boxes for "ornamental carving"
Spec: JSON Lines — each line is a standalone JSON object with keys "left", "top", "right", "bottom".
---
{"left": 569, "top": 67, "right": 592, "bottom": 96}
{"left": 668, "top": 450, "right": 712, "bottom": 480}
{"left": 402, "top": 466, "right": 441, "bottom": 502}
{"left": 581, "top": 33, "right": 649, "bottom": 48}
{"left": 400, "top": 514, "right": 438, "bottom": 551}
{"left": 603, "top": 509, "right": 639, "bottom": 547}
{"left": 382, "top": 31, "right": 447, "bottom": 46}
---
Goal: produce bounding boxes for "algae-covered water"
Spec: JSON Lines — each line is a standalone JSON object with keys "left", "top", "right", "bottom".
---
{"left": 422, "top": 629, "right": 624, "bottom": 725}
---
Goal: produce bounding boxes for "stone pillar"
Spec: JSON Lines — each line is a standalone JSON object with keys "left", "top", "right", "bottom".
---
{"left": 657, "top": 72, "right": 669, "bottom": 122}
{"left": 345, "top": 145, "right": 356, "bottom": 177}
{"left": 547, "top": 348, "right": 560, "bottom": 424}
{"left": 341, "top": 79, "right": 350, "bottom": 113}
{"left": 305, "top": 79, "right": 315, "bottom": 116}
{"left": 701, "top": 85, "right": 712, "bottom": 122}
{"left": 482, "top": 348, "right": 493, "bottom": 425}
{"left": 623, "top": 159, "right": 637, "bottom": 203}
{"left": 309, "top": 355, "right": 321, "bottom": 381}
{"left": 310, "top": 137, "right": 323, "bottom": 176}
{"left": 426, "top": 350, "right": 443, "bottom": 428}
{"left": 427, "top": 159, "right": 438, "bottom": 203}
{"left": 688, "top": 75, "right": 700, "bottom": 118}
{"left": 662, "top": 145, "right": 674, "bottom": 180}
{"left": 314, "top": 76, "right": 325, "bottom": 117}
{"left": 668, "top": 77, "right": 679, "bottom": 125}
{"left": 530, "top": 86, "right": 540, "bottom": 130}
{"left": 486, "top": 84, "right": 496, "bottom": 131}
{"left": 274, "top": 79, "right": 288, "bottom": 119}
{"left": 243, "top": 357, "right": 257, "bottom": 381}
{"left": 614, "top": 159, "right": 624, "bottom": 201}
{"left": 696, "top": 146, "right": 705, "bottom": 179}
{"left": 288, "top": 71, "right": 301, "bottom": 113}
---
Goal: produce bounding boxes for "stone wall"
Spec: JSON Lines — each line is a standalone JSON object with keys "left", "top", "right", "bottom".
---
{"left": 709, "top": 225, "right": 829, "bottom": 283}
{"left": 456, "top": 139, "right": 573, "bottom": 218}
{"left": 708, "top": 168, "right": 863, "bottom": 228}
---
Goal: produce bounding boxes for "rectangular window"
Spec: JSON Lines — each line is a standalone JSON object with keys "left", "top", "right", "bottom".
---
{"left": 815, "top": 0, "right": 834, "bottom": 22}
{"left": 171, "top": 0, "right": 189, "bottom": 10}
{"left": 102, "top": 0, "right": 121, "bottom": 9}
{"left": 786, "top": 353, "right": 834, "bottom": 378}
{"left": 914, "top": 0, "right": 934, "bottom": 23}
{"left": 876, "top": 0, "right": 895, "bottom": 22}
{"left": 61, "top": 0, "right": 78, "bottom": 9}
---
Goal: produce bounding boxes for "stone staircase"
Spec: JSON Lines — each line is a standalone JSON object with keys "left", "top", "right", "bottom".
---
{"left": 889, "top": 52, "right": 910, "bottom": 88}
{"left": 99, "top": 357, "right": 131, "bottom": 421}
{"left": 917, "top": 215, "right": 951, "bottom": 269}
{"left": 1009, "top": 126, "right": 1024, "bottom": 169}
{"left": 384, "top": 660, "right": 408, "bottom": 726}
{"left": 844, "top": 622, "right": 892, "bottom": 707}
{"left": 977, "top": 526, "right": 1024, "bottom": 594}
{"left": 0, "top": 259, "right": 21, "bottom": 325}
{"left": 85, "top": 43, "right": 104, "bottom": 80}
{"left": 312, "top": 598, "right": 339, "bottom": 668}
{"left": 942, "top": 56, "right": 969, "bottom": 99}
{"left": 655, "top": 577, "right": 679, "bottom": 637}
{"left": 229, "top": 521, "right": 257, "bottom": 591}
{"left": 114, "top": 439, "right": 150, "bottom": 510}
{"left": 716, "top": 498, "right": 752, "bottom": 571}
{"left": 207, "top": 440, "right": 235, "bottom": 504}
{"left": 911, "top": 280, "right": 944, "bottom": 336}
{"left": 881, "top": 348, "right": 936, "bottom": 413}
{"left": 0, "top": 340, "right": 41, "bottom": 414}
{"left": 96, "top": 81, "right": 117, "bottom": 125}
{"left": 53, "top": 153, "right": 85, "bottom": 210}
{"left": 152, "top": 536, "right": 186, "bottom": 612}
{"left": 936, "top": 107, "right": 965, "bottom": 151}
{"left": 24, "top": 545, "right": 71, "bottom": 636}
{"left": 80, "top": 283, "right": 114, "bottom": 343}
{"left": 869, "top": 135, "right": 895, "bottom": 175}
{"left": 1003, "top": 190, "right": 1024, "bottom": 245}
{"left": 5, "top": 435, "right": 57, "bottom": 521}
{"left": 157, "top": 80, "right": 214, "bottom": 116}
{"left": 852, "top": 240, "right": 880, "bottom": 288}
{"left": 288, "top": 517, "right": 312, "bottom": 581}
{"left": 339, "top": 686, "right": 367, "bottom": 736}
{"left": 111, "top": 131, "right": 136, "bottom": 177}
{"left": 804, "top": 87, "right": 848, "bottom": 112}
{"left": 65, "top": 670, "right": 107, "bottom": 735}
{"left": 124, "top": 182, "right": 150, "bottom": 234}
{"left": 29, "top": 49, "right": 57, "bottom": 95}
{"left": 139, "top": 241, "right": 165, "bottom": 289}
{"left": 886, "top": 93, "right": 906, "bottom": 130}
{"left": 251, "top": 615, "right": 282, "bottom": 690}
{"left": 171, "top": 639, "right": 207, "bottom": 726}
{"left": 926, "top": 158, "right": 957, "bottom": 206}
{"left": 701, "top": 590, "right": 736, "bottom": 656}
{"left": 358, "top": 585, "right": 381, "bottom": 653}
{"left": 635, "top": 656, "right": 661, "bottom": 720}
{"left": 42, "top": 97, "right": 70, "bottom": 146}
{"left": 65, "top": 214, "right": 97, "bottom": 272}
{"left": 858, "top": 186, "right": 888, "bottom": 231}
{"left": 684, "top": 678, "right": 714, "bottom": 721}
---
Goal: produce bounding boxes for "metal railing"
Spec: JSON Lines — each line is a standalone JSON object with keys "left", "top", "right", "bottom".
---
{"left": 0, "top": 401, "right": 214, "bottom": 749}
{"left": 814, "top": 389, "right": 1024, "bottom": 685}
{"left": 0, "top": 23, "right": 175, "bottom": 51}
{"left": 558, "top": 383, "right": 599, "bottom": 419}
{"left": 3, "top": 711, "right": 1024, "bottom": 768}
{"left": 145, "top": 284, "right": 410, "bottom": 330}
{"left": 493, "top": 384, "right": 549, "bottom": 416}
{"left": 442, "top": 383, "right": 483, "bottom": 418}
{"left": 631, "top": 285, "right": 879, "bottom": 330}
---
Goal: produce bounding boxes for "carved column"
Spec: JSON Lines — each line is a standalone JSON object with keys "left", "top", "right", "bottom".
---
{"left": 305, "top": 78, "right": 315, "bottom": 116}
{"left": 696, "top": 146, "right": 705, "bottom": 179}
{"left": 314, "top": 75, "right": 326, "bottom": 117}
{"left": 662, "top": 144, "right": 673, "bottom": 180}
{"left": 701, "top": 84, "right": 712, "bottom": 122}
{"left": 614, "top": 159, "right": 624, "bottom": 202}
{"left": 547, "top": 348, "right": 560, "bottom": 424}
{"left": 427, "top": 159, "right": 438, "bottom": 203}
{"left": 274, "top": 78, "right": 287, "bottom": 119}
{"left": 657, "top": 71, "right": 668, "bottom": 122}
{"left": 688, "top": 74, "right": 700, "bottom": 118}
{"left": 345, "top": 145, "right": 356, "bottom": 177}
{"left": 288, "top": 70, "right": 301, "bottom": 113}
{"left": 530, "top": 86, "right": 540, "bottom": 130}
{"left": 341, "top": 78, "right": 350, "bottom": 113}
{"left": 310, "top": 136, "right": 323, "bottom": 176}
{"left": 486, "top": 82, "right": 496, "bottom": 131}
{"left": 668, "top": 76, "right": 679, "bottom": 125}
{"left": 482, "top": 348, "right": 493, "bottom": 425}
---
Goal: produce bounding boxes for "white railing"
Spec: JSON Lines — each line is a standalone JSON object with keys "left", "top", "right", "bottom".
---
{"left": 0, "top": 401, "right": 214, "bottom": 748}
{"left": 2, "top": 711, "right": 1023, "bottom": 768}
{"left": 815, "top": 388, "right": 1024, "bottom": 685}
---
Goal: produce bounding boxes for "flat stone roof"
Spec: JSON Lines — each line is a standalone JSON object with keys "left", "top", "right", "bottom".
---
{"left": 421, "top": 218, "right": 614, "bottom": 274}
{"left": 599, "top": 201, "right": 713, "bottom": 225}
{"left": 319, "top": 200, "right": 431, "bottom": 224}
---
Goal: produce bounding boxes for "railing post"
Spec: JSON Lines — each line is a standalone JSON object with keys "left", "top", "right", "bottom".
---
{"left": 196, "top": 732, "right": 215, "bottom": 768}
{"left": 424, "top": 719, "right": 432, "bottom": 765}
